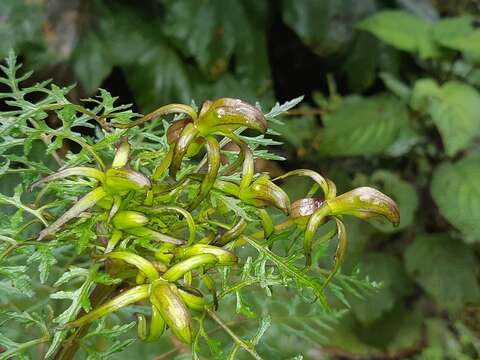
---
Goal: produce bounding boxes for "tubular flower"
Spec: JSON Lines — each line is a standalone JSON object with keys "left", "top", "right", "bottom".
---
{"left": 64, "top": 247, "right": 236, "bottom": 344}
{"left": 33, "top": 141, "right": 151, "bottom": 240}
{"left": 290, "top": 177, "right": 400, "bottom": 289}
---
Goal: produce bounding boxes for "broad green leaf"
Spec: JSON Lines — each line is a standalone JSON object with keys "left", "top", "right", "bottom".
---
{"left": 411, "top": 79, "right": 480, "bottom": 156}
{"left": 95, "top": 2, "right": 193, "bottom": 109}
{"left": 348, "top": 254, "right": 411, "bottom": 324}
{"left": 379, "top": 72, "right": 411, "bottom": 102}
{"left": 0, "top": 0, "right": 44, "bottom": 58}
{"left": 405, "top": 234, "right": 480, "bottom": 308}
{"left": 318, "top": 94, "right": 414, "bottom": 156}
{"left": 72, "top": 31, "right": 113, "bottom": 95}
{"left": 431, "top": 155, "right": 480, "bottom": 242}
{"left": 283, "top": 0, "right": 376, "bottom": 57}
{"left": 357, "top": 10, "right": 441, "bottom": 59}
{"left": 433, "top": 16, "right": 480, "bottom": 58}
{"left": 342, "top": 32, "right": 380, "bottom": 92}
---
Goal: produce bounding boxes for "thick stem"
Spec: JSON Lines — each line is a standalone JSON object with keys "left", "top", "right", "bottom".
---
{"left": 53, "top": 284, "right": 117, "bottom": 360}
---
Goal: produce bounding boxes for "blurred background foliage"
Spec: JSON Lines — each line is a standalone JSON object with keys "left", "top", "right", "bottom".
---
{"left": 1, "top": 0, "right": 480, "bottom": 359}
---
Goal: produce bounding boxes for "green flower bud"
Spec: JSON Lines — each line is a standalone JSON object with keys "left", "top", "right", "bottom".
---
{"left": 106, "top": 251, "right": 159, "bottom": 282}
{"left": 125, "top": 227, "right": 185, "bottom": 245}
{"left": 112, "top": 210, "right": 149, "bottom": 230}
{"left": 176, "top": 244, "right": 237, "bottom": 265}
{"left": 137, "top": 305, "right": 165, "bottom": 342}
{"left": 30, "top": 166, "right": 105, "bottom": 190}
{"left": 215, "top": 219, "right": 247, "bottom": 246}
{"left": 178, "top": 287, "right": 206, "bottom": 311}
{"left": 163, "top": 254, "right": 218, "bottom": 282}
{"left": 151, "top": 283, "right": 192, "bottom": 344}
{"left": 111, "top": 142, "right": 130, "bottom": 169}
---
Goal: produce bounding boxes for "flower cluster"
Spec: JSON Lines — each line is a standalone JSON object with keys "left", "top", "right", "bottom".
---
{"left": 32, "top": 98, "right": 399, "bottom": 344}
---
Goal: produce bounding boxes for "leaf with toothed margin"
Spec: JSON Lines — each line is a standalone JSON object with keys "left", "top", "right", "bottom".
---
{"left": 431, "top": 155, "right": 480, "bottom": 242}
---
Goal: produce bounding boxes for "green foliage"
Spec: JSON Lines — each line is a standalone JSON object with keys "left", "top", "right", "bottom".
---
{"left": 431, "top": 155, "right": 480, "bottom": 242}
{"left": 405, "top": 234, "right": 480, "bottom": 309}
{"left": 357, "top": 10, "right": 441, "bottom": 59}
{"left": 411, "top": 79, "right": 480, "bottom": 156}
{"left": 317, "top": 94, "right": 414, "bottom": 156}
{"left": 2, "top": 1, "right": 480, "bottom": 358}
{"left": 0, "top": 50, "right": 393, "bottom": 359}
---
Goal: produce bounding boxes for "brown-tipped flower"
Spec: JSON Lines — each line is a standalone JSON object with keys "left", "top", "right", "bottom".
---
{"left": 240, "top": 175, "right": 291, "bottom": 214}
{"left": 105, "top": 168, "right": 151, "bottom": 193}
{"left": 167, "top": 118, "right": 191, "bottom": 144}
{"left": 197, "top": 98, "right": 267, "bottom": 134}
{"left": 327, "top": 186, "right": 400, "bottom": 226}
{"left": 38, "top": 187, "right": 108, "bottom": 240}
{"left": 30, "top": 167, "right": 105, "bottom": 190}
{"left": 151, "top": 283, "right": 192, "bottom": 344}
{"left": 291, "top": 197, "right": 324, "bottom": 219}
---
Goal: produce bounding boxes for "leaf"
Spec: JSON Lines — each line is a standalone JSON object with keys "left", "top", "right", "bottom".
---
{"left": 405, "top": 234, "right": 480, "bottom": 309}
{"left": 270, "top": 113, "right": 316, "bottom": 148}
{"left": 431, "top": 155, "right": 480, "bottom": 242}
{"left": 265, "top": 96, "right": 304, "bottom": 122}
{"left": 46, "top": 265, "right": 99, "bottom": 359}
{"left": 0, "top": 1, "right": 44, "bottom": 58}
{"left": 0, "top": 266, "right": 33, "bottom": 297}
{"left": 433, "top": 16, "right": 480, "bottom": 58}
{"left": 318, "top": 94, "right": 414, "bottom": 156}
{"left": 413, "top": 79, "right": 480, "bottom": 156}
{"left": 357, "top": 10, "right": 441, "bottom": 59}
{"left": 342, "top": 32, "right": 380, "bottom": 92}
{"left": 96, "top": 2, "right": 192, "bottom": 109}
{"left": 283, "top": 0, "right": 376, "bottom": 57}
{"left": 72, "top": 30, "right": 113, "bottom": 95}
{"left": 348, "top": 254, "right": 411, "bottom": 324}
{"left": 27, "top": 245, "right": 57, "bottom": 284}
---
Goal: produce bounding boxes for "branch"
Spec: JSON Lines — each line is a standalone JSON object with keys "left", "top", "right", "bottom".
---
{"left": 206, "top": 308, "right": 264, "bottom": 360}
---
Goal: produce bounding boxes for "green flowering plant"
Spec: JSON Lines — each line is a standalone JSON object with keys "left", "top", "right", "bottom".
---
{"left": 0, "top": 51, "right": 398, "bottom": 359}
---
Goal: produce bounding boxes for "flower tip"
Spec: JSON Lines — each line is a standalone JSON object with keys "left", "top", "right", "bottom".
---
{"left": 328, "top": 186, "right": 400, "bottom": 226}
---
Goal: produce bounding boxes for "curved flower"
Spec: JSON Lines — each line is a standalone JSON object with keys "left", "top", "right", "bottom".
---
{"left": 290, "top": 185, "right": 400, "bottom": 289}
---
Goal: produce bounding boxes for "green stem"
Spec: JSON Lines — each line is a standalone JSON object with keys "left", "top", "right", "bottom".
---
{"left": 0, "top": 336, "right": 50, "bottom": 360}
{"left": 206, "top": 308, "right": 264, "bottom": 360}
